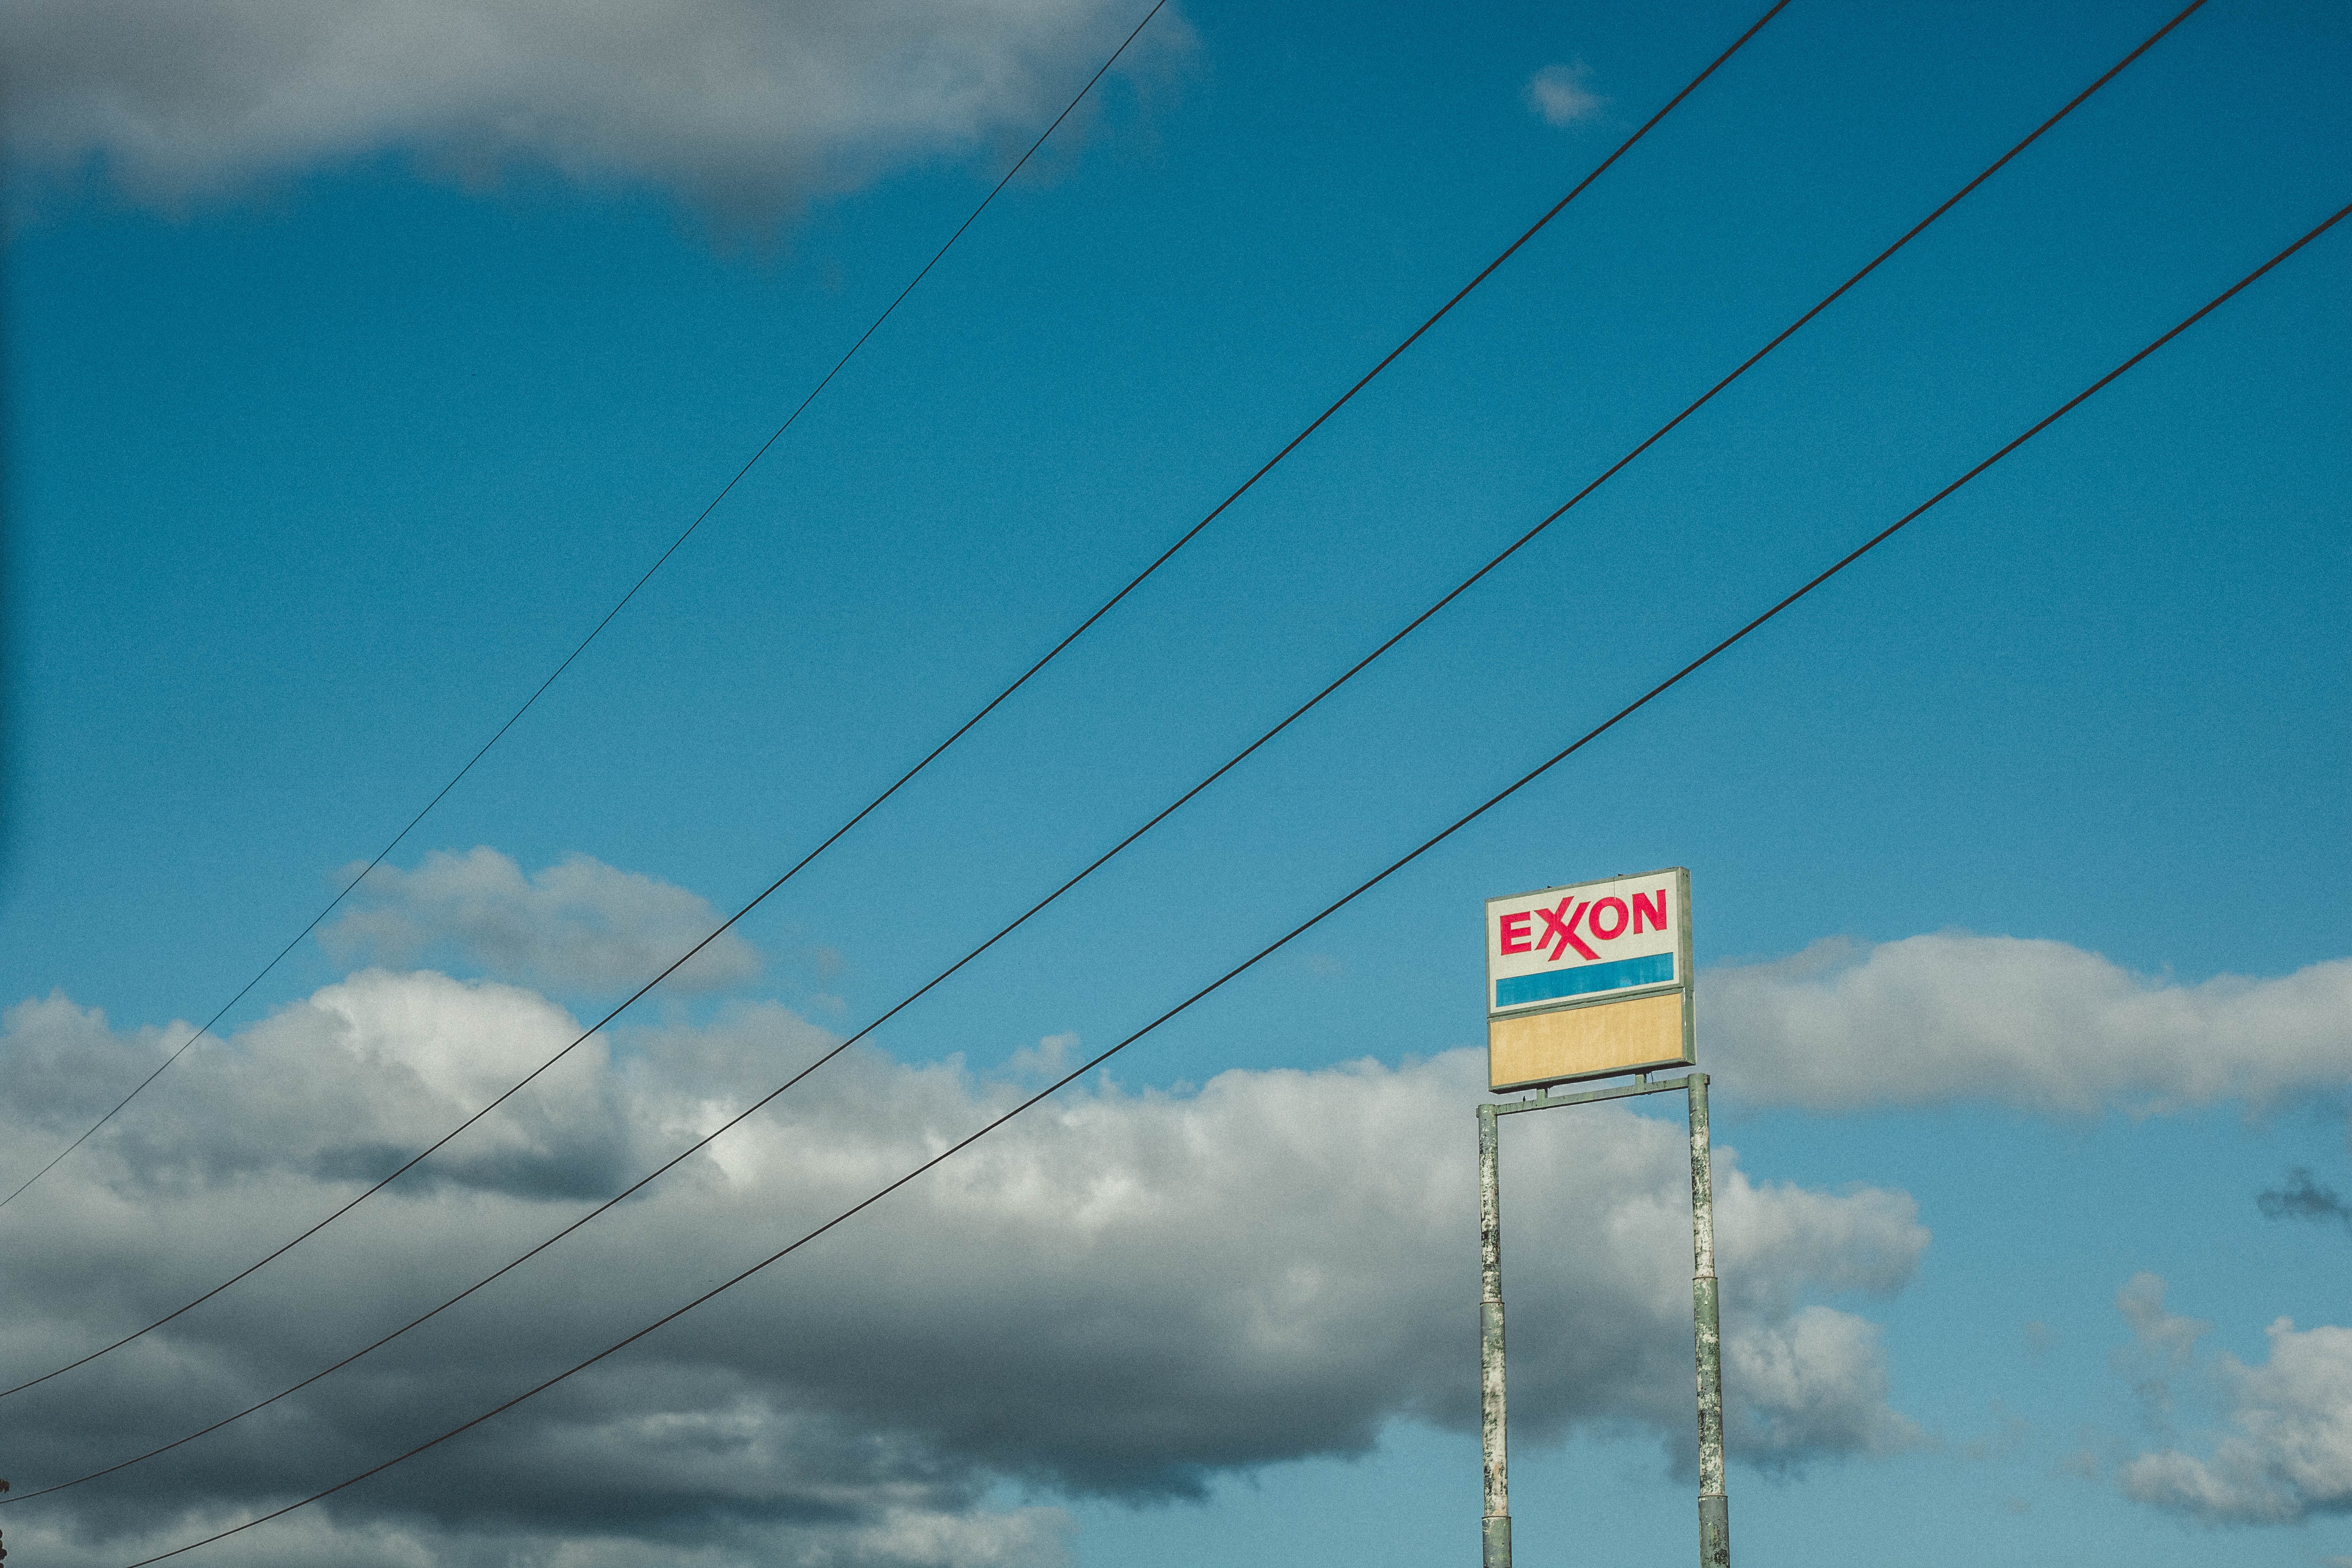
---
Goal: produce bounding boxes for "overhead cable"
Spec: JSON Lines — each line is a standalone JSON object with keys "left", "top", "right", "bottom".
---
{"left": 0, "top": 0, "right": 1794, "bottom": 1396}
{"left": 0, "top": 0, "right": 1175, "bottom": 1214}
{"left": 98, "top": 192, "right": 2352, "bottom": 1568}
{"left": 6, "top": 0, "right": 2220, "bottom": 1488}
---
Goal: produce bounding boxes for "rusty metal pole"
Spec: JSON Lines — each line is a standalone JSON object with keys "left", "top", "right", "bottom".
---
{"left": 1478, "top": 1102, "right": 1512, "bottom": 1568}
{"left": 1687, "top": 1073, "right": 1730, "bottom": 1566}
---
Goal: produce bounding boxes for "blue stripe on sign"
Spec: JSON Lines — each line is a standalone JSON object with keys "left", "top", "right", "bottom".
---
{"left": 1496, "top": 951, "right": 1674, "bottom": 1010}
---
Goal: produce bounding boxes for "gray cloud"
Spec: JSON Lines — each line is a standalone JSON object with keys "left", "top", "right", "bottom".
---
{"left": 2258, "top": 1168, "right": 2352, "bottom": 1235}
{"left": 322, "top": 847, "right": 762, "bottom": 995}
{"left": 0, "top": 0, "right": 1187, "bottom": 217}
{"left": 0, "top": 970, "right": 1921, "bottom": 1565}
{"left": 2115, "top": 1276, "right": 2352, "bottom": 1525}
{"left": 1703, "top": 935, "right": 2352, "bottom": 1115}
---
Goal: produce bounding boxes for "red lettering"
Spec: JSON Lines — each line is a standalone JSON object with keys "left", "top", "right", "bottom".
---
{"left": 1499, "top": 911, "right": 1532, "bottom": 954}
{"left": 1537, "top": 898, "right": 1600, "bottom": 962}
{"left": 1589, "top": 897, "right": 1629, "bottom": 940}
{"left": 1631, "top": 889, "right": 1669, "bottom": 934}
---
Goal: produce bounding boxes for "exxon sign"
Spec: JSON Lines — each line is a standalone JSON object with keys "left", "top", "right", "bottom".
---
{"left": 1484, "top": 867, "right": 1693, "bottom": 1091}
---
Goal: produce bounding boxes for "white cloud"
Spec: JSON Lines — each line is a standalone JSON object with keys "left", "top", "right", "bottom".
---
{"left": 2115, "top": 1280, "right": 2352, "bottom": 1524}
{"left": 1524, "top": 62, "right": 1604, "bottom": 128}
{"left": 2112, "top": 1271, "right": 2212, "bottom": 1435}
{"left": 1, "top": 971, "right": 648, "bottom": 1200}
{"left": 0, "top": 971, "right": 1922, "bottom": 1565}
{"left": 322, "top": 847, "right": 762, "bottom": 995}
{"left": 1703, "top": 935, "right": 2352, "bottom": 1115}
{"left": 2118, "top": 1271, "right": 2210, "bottom": 1368}
{"left": 1005, "top": 1029, "right": 1080, "bottom": 1078}
{"left": 0, "top": 0, "right": 1188, "bottom": 217}
{"left": 1725, "top": 1305, "right": 1920, "bottom": 1465}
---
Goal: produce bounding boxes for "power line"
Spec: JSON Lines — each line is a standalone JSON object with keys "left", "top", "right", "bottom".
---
{"left": 4, "top": 0, "right": 2220, "bottom": 1488}
{"left": 0, "top": 0, "right": 1174, "bottom": 1215}
{"left": 0, "top": 0, "right": 1793, "bottom": 1399}
{"left": 100, "top": 194, "right": 2352, "bottom": 1568}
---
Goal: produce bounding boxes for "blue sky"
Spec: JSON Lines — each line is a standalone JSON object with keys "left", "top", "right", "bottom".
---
{"left": 1, "top": 1, "right": 2347, "bottom": 1564}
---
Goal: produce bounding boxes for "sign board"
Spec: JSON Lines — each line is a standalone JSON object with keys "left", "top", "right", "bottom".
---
{"left": 1485, "top": 867, "right": 1692, "bottom": 1091}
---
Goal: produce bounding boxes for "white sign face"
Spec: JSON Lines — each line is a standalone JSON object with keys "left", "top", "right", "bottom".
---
{"left": 1485, "top": 867, "right": 1688, "bottom": 1018}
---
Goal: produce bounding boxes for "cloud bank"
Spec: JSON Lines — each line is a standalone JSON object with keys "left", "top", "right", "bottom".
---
{"left": 323, "top": 847, "right": 762, "bottom": 995}
{"left": 1704, "top": 935, "right": 2352, "bottom": 1115}
{"left": 0, "top": 973, "right": 1920, "bottom": 1566}
{"left": 18, "top": 908, "right": 2338, "bottom": 1559}
{"left": 0, "top": 0, "right": 1185, "bottom": 216}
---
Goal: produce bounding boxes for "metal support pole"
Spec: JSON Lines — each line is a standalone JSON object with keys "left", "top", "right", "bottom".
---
{"left": 1687, "top": 1073, "right": 1730, "bottom": 1567}
{"left": 1478, "top": 1102, "right": 1512, "bottom": 1568}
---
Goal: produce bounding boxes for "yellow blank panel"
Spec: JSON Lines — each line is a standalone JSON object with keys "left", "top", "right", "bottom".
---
{"left": 1488, "top": 991, "right": 1688, "bottom": 1091}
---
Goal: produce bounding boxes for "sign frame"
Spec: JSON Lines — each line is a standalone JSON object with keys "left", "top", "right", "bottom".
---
{"left": 1483, "top": 866, "right": 1693, "bottom": 1092}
